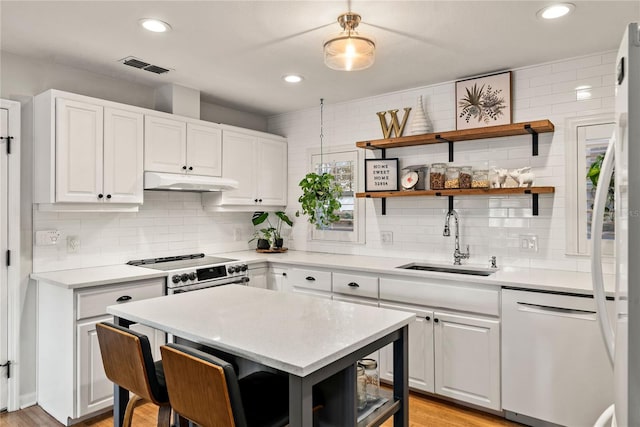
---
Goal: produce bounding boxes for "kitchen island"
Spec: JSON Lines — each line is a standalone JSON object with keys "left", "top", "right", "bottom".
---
{"left": 106, "top": 285, "right": 413, "bottom": 427}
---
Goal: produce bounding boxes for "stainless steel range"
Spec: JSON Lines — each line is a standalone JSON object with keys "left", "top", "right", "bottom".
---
{"left": 127, "top": 253, "right": 249, "bottom": 294}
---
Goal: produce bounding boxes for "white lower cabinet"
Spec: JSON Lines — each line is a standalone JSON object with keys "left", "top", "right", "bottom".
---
{"left": 37, "top": 277, "right": 165, "bottom": 425}
{"left": 248, "top": 265, "right": 268, "bottom": 289}
{"left": 268, "top": 267, "right": 289, "bottom": 291}
{"left": 433, "top": 311, "right": 500, "bottom": 410}
{"left": 287, "top": 267, "right": 332, "bottom": 299}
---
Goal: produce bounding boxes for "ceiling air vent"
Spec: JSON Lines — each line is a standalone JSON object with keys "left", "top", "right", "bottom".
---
{"left": 119, "top": 56, "right": 171, "bottom": 75}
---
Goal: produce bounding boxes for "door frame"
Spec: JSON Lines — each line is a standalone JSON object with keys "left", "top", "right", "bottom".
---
{"left": 1, "top": 99, "right": 21, "bottom": 411}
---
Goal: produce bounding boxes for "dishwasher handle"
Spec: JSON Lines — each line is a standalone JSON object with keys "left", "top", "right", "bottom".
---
{"left": 517, "top": 301, "right": 597, "bottom": 320}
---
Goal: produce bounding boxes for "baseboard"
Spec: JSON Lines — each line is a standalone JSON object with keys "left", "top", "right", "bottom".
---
{"left": 505, "top": 410, "right": 562, "bottom": 427}
{"left": 19, "top": 392, "right": 37, "bottom": 409}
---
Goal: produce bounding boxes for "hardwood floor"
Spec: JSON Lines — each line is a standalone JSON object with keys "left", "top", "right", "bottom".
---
{"left": 1, "top": 392, "right": 520, "bottom": 427}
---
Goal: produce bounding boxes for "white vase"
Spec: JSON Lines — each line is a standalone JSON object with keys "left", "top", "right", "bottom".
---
{"left": 409, "top": 95, "right": 432, "bottom": 135}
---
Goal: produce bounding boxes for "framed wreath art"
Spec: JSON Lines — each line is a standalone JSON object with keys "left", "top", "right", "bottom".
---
{"left": 455, "top": 71, "right": 512, "bottom": 130}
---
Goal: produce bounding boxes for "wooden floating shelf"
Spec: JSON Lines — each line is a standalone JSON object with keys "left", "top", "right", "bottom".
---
{"left": 356, "top": 186, "right": 555, "bottom": 199}
{"left": 356, "top": 120, "right": 554, "bottom": 150}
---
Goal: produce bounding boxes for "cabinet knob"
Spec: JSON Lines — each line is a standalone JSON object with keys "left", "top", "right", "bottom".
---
{"left": 258, "top": 199, "right": 263, "bottom": 203}
{"left": 434, "top": 318, "right": 439, "bottom": 323}
{"left": 97, "top": 193, "right": 104, "bottom": 199}
{"left": 106, "top": 194, "right": 112, "bottom": 199}
{"left": 182, "top": 166, "right": 187, "bottom": 170}
{"left": 116, "top": 295, "right": 132, "bottom": 303}
{"left": 282, "top": 272, "right": 287, "bottom": 277}
{"left": 347, "top": 282, "right": 360, "bottom": 288}
{"left": 305, "top": 276, "right": 316, "bottom": 281}
{"left": 254, "top": 198, "right": 258, "bottom": 203}
{"left": 425, "top": 316, "right": 431, "bottom": 321}
{"left": 188, "top": 166, "right": 193, "bottom": 171}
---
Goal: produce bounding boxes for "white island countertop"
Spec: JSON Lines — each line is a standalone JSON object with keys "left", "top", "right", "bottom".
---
{"left": 107, "top": 284, "right": 414, "bottom": 376}
{"left": 30, "top": 264, "right": 168, "bottom": 288}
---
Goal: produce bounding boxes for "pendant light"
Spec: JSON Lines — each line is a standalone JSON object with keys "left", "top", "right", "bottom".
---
{"left": 324, "top": 12, "right": 375, "bottom": 71}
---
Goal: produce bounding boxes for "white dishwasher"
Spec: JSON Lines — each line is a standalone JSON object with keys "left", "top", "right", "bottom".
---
{"left": 502, "top": 288, "right": 614, "bottom": 427}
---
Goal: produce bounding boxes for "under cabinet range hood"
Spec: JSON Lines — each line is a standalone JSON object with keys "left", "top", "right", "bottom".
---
{"left": 144, "top": 172, "right": 239, "bottom": 192}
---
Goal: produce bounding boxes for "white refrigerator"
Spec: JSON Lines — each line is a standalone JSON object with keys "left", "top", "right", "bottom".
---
{"left": 592, "top": 22, "right": 640, "bottom": 427}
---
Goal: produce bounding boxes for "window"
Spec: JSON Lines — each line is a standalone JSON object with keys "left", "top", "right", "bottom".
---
{"left": 309, "top": 146, "right": 365, "bottom": 243}
{"left": 566, "top": 115, "right": 614, "bottom": 255}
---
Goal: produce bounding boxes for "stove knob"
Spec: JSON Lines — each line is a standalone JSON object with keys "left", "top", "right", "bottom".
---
{"left": 241, "top": 264, "right": 248, "bottom": 272}
{"left": 181, "top": 273, "right": 189, "bottom": 282}
{"left": 188, "top": 272, "right": 196, "bottom": 281}
{"left": 172, "top": 275, "right": 181, "bottom": 284}
{"left": 228, "top": 266, "right": 236, "bottom": 274}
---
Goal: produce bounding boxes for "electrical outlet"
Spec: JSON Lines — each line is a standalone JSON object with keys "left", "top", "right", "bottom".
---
{"left": 67, "top": 236, "right": 81, "bottom": 253}
{"left": 35, "top": 230, "right": 61, "bottom": 246}
{"left": 233, "top": 227, "right": 244, "bottom": 242}
{"left": 381, "top": 231, "right": 393, "bottom": 244}
{"left": 519, "top": 234, "right": 538, "bottom": 253}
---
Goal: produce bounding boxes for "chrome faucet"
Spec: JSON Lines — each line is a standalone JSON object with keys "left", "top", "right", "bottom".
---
{"left": 443, "top": 209, "right": 470, "bottom": 265}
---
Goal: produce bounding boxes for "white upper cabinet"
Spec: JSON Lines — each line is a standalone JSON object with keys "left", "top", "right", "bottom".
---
{"left": 35, "top": 90, "right": 144, "bottom": 208}
{"left": 144, "top": 116, "right": 222, "bottom": 176}
{"left": 203, "top": 126, "right": 287, "bottom": 210}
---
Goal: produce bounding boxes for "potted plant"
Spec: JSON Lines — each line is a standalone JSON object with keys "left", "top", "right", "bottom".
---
{"left": 296, "top": 172, "right": 343, "bottom": 229}
{"left": 273, "top": 211, "right": 293, "bottom": 248}
{"left": 587, "top": 154, "right": 615, "bottom": 224}
{"left": 249, "top": 211, "right": 274, "bottom": 249}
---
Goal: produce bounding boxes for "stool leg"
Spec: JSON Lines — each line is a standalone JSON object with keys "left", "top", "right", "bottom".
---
{"left": 157, "top": 404, "right": 172, "bottom": 427}
{"left": 123, "top": 394, "right": 143, "bottom": 427}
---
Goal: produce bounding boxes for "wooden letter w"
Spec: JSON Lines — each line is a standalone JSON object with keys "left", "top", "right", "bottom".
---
{"left": 376, "top": 107, "right": 412, "bottom": 138}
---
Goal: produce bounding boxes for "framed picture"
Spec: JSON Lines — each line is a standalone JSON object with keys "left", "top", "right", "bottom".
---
{"left": 365, "top": 158, "right": 399, "bottom": 192}
{"left": 456, "top": 71, "right": 512, "bottom": 130}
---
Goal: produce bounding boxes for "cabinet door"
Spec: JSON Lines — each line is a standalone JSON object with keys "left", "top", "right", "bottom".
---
{"left": 144, "top": 115, "right": 187, "bottom": 173}
{"left": 186, "top": 122, "right": 222, "bottom": 177}
{"left": 433, "top": 311, "right": 500, "bottom": 410}
{"left": 268, "top": 267, "right": 289, "bottom": 291}
{"left": 248, "top": 267, "right": 268, "bottom": 289}
{"left": 56, "top": 98, "right": 103, "bottom": 203}
{"left": 103, "top": 107, "right": 143, "bottom": 203}
{"left": 219, "top": 130, "right": 257, "bottom": 205}
{"left": 378, "top": 302, "right": 434, "bottom": 393}
{"left": 77, "top": 317, "right": 112, "bottom": 418}
{"left": 256, "top": 137, "right": 287, "bottom": 206}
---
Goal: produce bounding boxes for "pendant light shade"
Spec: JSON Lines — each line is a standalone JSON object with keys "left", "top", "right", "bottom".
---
{"left": 324, "top": 12, "right": 375, "bottom": 71}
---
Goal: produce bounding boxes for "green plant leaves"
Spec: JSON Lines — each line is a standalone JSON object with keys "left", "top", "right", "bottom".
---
{"left": 296, "top": 172, "right": 342, "bottom": 229}
{"left": 251, "top": 211, "right": 269, "bottom": 226}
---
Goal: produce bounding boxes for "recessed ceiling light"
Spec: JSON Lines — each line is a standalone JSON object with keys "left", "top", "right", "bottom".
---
{"left": 140, "top": 18, "right": 172, "bottom": 33}
{"left": 283, "top": 74, "right": 304, "bottom": 83}
{"left": 537, "top": 3, "right": 575, "bottom": 20}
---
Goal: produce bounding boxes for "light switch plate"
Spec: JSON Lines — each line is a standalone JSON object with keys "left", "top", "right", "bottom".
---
{"left": 35, "top": 230, "right": 60, "bottom": 246}
{"left": 519, "top": 234, "right": 538, "bottom": 253}
{"left": 381, "top": 231, "right": 393, "bottom": 244}
{"left": 67, "top": 236, "right": 81, "bottom": 253}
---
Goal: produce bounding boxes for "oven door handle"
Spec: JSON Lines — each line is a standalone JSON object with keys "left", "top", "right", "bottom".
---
{"left": 171, "top": 276, "right": 249, "bottom": 294}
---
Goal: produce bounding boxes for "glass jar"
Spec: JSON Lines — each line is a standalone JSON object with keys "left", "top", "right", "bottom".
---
{"left": 430, "top": 163, "right": 446, "bottom": 190}
{"left": 459, "top": 166, "right": 473, "bottom": 189}
{"left": 358, "top": 358, "right": 380, "bottom": 401}
{"left": 445, "top": 166, "right": 460, "bottom": 189}
{"left": 356, "top": 365, "right": 367, "bottom": 410}
{"left": 472, "top": 169, "right": 490, "bottom": 188}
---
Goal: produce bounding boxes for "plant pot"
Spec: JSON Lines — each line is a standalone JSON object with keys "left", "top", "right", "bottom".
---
{"left": 273, "top": 238, "right": 284, "bottom": 248}
{"left": 256, "top": 239, "right": 270, "bottom": 250}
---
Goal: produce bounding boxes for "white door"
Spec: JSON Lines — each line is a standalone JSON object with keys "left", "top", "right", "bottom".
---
{"left": 77, "top": 318, "right": 113, "bottom": 418}
{"left": 144, "top": 115, "right": 187, "bottom": 173}
{"left": 103, "top": 108, "right": 143, "bottom": 204}
{"left": 220, "top": 131, "right": 256, "bottom": 205}
{"left": 256, "top": 138, "right": 287, "bottom": 206}
{"left": 186, "top": 123, "right": 222, "bottom": 177}
{"left": 0, "top": 108, "right": 8, "bottom": 410}
{"left": 433, "top": 311, "right": 500, "bottom": 410}
{"left": 379, "top": 302, "right": 434, "bottom": 392}
{"left": 56, "top": 98, "right": 104, "bottom": 202}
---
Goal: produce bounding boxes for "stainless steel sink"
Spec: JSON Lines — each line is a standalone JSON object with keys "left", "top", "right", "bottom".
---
{"left": 397, "top": 263, "right": 496, "bottom": 276}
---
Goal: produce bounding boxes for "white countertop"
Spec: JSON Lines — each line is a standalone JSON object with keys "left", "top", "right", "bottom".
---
{"left": 31, "top": 249, "right": 615, "bottom": 296}
{"left": 107, "top": 285, "right": 414, "bottom": 376}
{"left": 30, "top": 264, "right": 168, "bottom": 289}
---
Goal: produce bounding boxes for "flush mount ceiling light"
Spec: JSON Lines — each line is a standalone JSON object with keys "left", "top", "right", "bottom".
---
{"left": 283, "top": 74, "right": 304, "bottom": 83}
{"left": 139, "top": 18, "right": 172, "bottom": 33}
{"left": 537, "top": 3, "right": 575, "bottom": 19}
{"left": 324, "top": 12, "right": 375, "bottom": 71}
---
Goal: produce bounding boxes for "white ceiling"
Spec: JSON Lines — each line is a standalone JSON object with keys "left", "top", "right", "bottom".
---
{"left": 1, "top": 1, "right": 637, "bottom": 116}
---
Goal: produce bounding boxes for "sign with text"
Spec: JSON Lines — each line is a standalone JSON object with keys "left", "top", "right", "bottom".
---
{"left": 365, "top": 158, "right": 399, "bottom": 192}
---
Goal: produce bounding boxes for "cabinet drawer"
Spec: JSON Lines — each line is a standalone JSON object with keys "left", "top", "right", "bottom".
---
{"left": 288, "top": 268, "right": 331, "bottom": 292}
{"left": 380, "top": 277, "right": 499, "bottom": 316}
{"left": 333, "top": 272, "right": 378, "bottom": 299}
{"left": 77, "top": 278, "right": 164, "bottom": 320}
